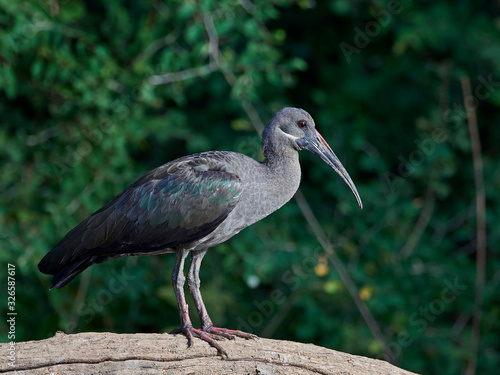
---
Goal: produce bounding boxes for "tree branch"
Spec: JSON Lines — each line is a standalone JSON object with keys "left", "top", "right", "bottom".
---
{"left": 0, "top": 332, "right": 419, "bottom": 375}
{"left": 461, "top": 75, "right": 487, "bottom": 375}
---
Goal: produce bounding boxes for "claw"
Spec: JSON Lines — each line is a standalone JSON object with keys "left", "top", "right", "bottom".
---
{"left": 170, "top": 325, "right": 258, "bottom": 357}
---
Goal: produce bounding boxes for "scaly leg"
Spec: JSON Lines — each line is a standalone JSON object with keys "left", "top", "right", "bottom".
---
{"left": 170, "top": 248, "right": 236, "bottom": 357}
{"left": 187, "top": 249, "right": 257, "bottom": 344}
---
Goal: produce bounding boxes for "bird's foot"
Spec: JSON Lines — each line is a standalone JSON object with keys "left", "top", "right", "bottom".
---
{"left": 170, "top": 325, "right": 257, "bottom": 357}
{"left": 170, "top": 325, "right": 229, "bottom": 356}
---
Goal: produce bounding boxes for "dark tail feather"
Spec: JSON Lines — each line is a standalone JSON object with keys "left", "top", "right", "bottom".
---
{"left": 48, "top": 256, "right": 100, "bottom": 289}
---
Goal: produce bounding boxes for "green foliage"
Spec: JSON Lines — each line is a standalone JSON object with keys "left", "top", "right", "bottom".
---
{"left": 1, "top": 1, "right": 499, "bottom": 374}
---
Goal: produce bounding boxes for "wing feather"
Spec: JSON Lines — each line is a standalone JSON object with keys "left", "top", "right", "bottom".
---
{"left": 38, "top": 154, "right": 243, "bottom": 275}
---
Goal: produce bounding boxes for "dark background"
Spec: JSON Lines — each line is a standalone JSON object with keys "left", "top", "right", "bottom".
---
{"left": 1, "top": 1, "right": 499, "bottom": 374}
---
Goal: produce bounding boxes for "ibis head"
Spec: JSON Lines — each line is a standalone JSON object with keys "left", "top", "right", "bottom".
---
{"left": 263, "top": 107, "right": 363, "bottom": 209}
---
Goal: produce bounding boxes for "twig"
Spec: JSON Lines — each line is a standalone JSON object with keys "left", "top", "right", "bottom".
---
{"left": 240, "top": 100, "right": 265, "bottom": 134}
{"left": 147, "top": 11, "right": 220, "bottom": 86}
{"left": 461, "top": 76, "right": 487, "bottom": 375}
{"left": 133, "top": 29, "right": 180, "bottom": 65}
{"left": 238, "top": 0, "right": 255, "bottom": 13}
{"left": 260, "top": 290, "right": 302, "bottom": 338}
{"left": 201, "top": 12, "right": 219, "bottom": 64}
{"left": 201, "top": 11, "right": 265, "bottom": 133}
{"left": 399, "top": 189, "right": 435, "bottom": 259}
{"left": 430, "top": 199, "right": 475, "bottom": 246}
{"left": 35, "top": 21, "right": 85, "bottom": 39}
{"left": 151, "top": 0, "right": 170, "bottom": 19}
{"left": 68, "top": 267, "right": 92, "bottom": 331}
{"left": 349, "top": 208, "right": 394, "bottom": 269}
{"left": 148, "top": 62, "right": 218, "bottom": 85}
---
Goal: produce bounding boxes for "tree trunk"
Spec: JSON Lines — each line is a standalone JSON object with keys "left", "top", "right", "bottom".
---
{"left": 0, "top": 331, "right": 419, "bottom": 375}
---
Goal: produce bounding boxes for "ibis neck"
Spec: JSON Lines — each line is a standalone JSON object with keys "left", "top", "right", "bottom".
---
{"left": 262, "top": 143, "right": 300, "bottom": 171}
{"left": 261, "top": 147, "right": 302, "bottom": 202}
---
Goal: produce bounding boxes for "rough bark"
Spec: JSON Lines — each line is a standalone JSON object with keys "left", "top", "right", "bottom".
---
{"left": 0, "top": 331, "right": 419, "bottom": 375}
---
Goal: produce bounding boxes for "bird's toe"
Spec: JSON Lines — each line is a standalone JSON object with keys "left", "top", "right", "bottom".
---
{"left": 205, "top": 326, "right": 258, "bottom": 340}
{"left": 171, "top": 325, "right": 229, "bottom": 357}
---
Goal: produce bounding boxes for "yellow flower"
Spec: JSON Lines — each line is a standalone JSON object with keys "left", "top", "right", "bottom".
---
{"left": 314, "top": 262, "right": 329, "bottom": 277}
{"left": 359, "top": 285, "right": 374, "bottom": 301}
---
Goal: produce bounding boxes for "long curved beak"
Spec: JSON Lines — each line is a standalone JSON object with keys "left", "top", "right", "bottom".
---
{"left": 301, "top": 129, "right": 363, "bottom": 209}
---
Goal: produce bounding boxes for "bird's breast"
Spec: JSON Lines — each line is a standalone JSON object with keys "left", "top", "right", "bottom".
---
{"left": 192, "top": 152, "right": 301, "bottom": 249}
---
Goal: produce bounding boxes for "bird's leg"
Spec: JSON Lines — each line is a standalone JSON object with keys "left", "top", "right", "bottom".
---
{"left": 186, "top": 249, "right": 212, "bottom": 328}
{"left": 187, "top": 249, "right": 258, "bottom": 341}
{"left": 170, "top": 248, "right": 230, "bottom": 357}
{"left": 170, "top": 249, "right": 193, "bottom": 339}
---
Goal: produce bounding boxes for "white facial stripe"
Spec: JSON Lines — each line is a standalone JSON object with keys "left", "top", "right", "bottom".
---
{"left": 278, "top": 127, "right": 300, "bottom": 141}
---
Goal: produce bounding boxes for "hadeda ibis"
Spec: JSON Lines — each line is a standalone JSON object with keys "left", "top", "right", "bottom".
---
{"left": 38, "top": 107, "right": 363, "bottom": 356}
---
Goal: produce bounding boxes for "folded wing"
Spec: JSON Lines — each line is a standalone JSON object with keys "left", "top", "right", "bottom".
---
{"left": 38, "top": 157, "right": 242, "bottom": 287}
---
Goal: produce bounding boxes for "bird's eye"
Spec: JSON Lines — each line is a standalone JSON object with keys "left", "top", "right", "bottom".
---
{"left": 298, "top": 120, "right": 307, "bottom": 128}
